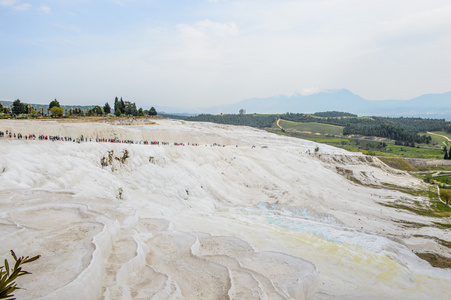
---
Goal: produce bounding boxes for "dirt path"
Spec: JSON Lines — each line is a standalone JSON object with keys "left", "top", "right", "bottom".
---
{"left": 276, "top": 119, "right": 283, "bottom": 129}
{"left": 427, "top": 132, "right": 451, "bottom": 146}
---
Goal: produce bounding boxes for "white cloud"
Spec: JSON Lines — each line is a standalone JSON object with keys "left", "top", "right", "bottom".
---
{"left": 378, "top": 4, "right": 451, "bottom": 42}
{"left": 165, "top": 19, "right": 240, "bottom": 64}
{"left": 198, "top": 19, "right": 238, "bottom": 37}
{"left": 177, "top": 19, "right": 238, "bottom": 39}
{"left": 0, "top": 0, "right": 17, "bottom": 6}
{"left": 146, "top": 27, "right": 166, "bottom": 35}
{"left": 177, "top": 23, "right": 206, "bottom": 39}
{"left": 38, "top": 4, "right": 51, "bottom": 14}
{"left": 0, "top": 0, "right": 31, "bottom": 10}
{"left": 111, "top": 0, "right": 125, "bottom": 6}
{"left": 13, "top": 2, "right": 30, "bottom": 10}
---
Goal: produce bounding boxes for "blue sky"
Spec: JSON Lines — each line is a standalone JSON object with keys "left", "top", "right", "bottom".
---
{"left": 1, "top": 0, "right": 450, "bottom": 108}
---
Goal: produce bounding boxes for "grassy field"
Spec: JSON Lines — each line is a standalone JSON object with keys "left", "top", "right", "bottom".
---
{"left": 268, "top": 128, "right": 445, "bottom": 159}
{"left": 278, "top": 120, "right": 344, "bottom": 135}
{"left": 377, "top": 157, "right": 419, "bottom": 171}
{"left": 421, "top": 131, "right": 451, "bottom": 148}
{"left": 415, "top": 165, "right": 451, "bottom": 171}
{"left": 434, "top": 175, "right": 451, "bottom": 185}
{"left": 431, "top": 131, "right": 451, "bottom": 139}
{"left": 270, "top": 120, "right": 446, "bottom": 159}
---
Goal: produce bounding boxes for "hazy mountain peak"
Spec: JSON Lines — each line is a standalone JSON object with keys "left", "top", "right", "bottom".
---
{"left": 156, "top": 89, "right": 450, "bottom": 120}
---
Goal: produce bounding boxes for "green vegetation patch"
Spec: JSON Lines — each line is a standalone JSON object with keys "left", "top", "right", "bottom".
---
{"left": 377, "top": 157, "right": 418, "bottom": 171}
{"left": 188, "top": 114, "right": 277, "bottom": 128}
{"left": 434, "top": 175, "right": 451, "bottom": 184}
{"left": 433, "top": 222, "right": 451, "bottom": 229}
{"left": 430, "top": 131, "right": 451, "bottom": 140}
{"left": 267, "top": 128, "right": 444, "bottom": 159}
{"left": 411, "top": 235, "right": 451, "bottom": 268}
{"left": 416, "top": 165, "right": 451, "bottom": 172}
{"left": 393, "top": 220, "right": 429, "bottom": 229}
{"left": 278, "top": 120, "right": 344, "bottom": 135}
{"left": 381, "top": 199, "right": 451, "bottom": 218}
{"left": 415, "top": 252, "right": 451, "bottom": 269}
{"left": 312, "top": 111, "right": 357, "bottom": 118}
{"left": 377, "top": 183, "right": 451, "bottom": 217}
{"left": 422, "top": 132, "right": 451, "bottom": 148}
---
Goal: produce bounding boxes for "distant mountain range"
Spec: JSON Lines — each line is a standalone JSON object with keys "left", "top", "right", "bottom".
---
{"left": 156, "top": 89, "right": 451, "bottom": 120}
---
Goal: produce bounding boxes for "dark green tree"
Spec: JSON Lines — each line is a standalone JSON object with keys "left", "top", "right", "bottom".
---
{"left": 92, "top": 105, "right": 102, "bottom": 115}
{"left": 49, "top": 99, "right": 60, "bottom": 109}
{"left": 114, "top": 97, "right": 125, "bottom": 114}
{"left": 444, "top": 146, "right": 449, "bottom": 160}
{"left": 103, "top": 102, "right": 111, "bottom": 114}
{"left": 11, "top": 99, "right": 21, "bottom": 115}
{"left": 120, "top": 97, "right": 125, "bottom": 113}
{"left": 12, "top": 99, "right": 27, "bottom": 115}
{"left": 130, "top": 103, "right": 138, "bottom": 116}
{"left": 73, "top": 107, "right": 83, "bottom": 115}
{"left": 149, "top": 107, "right": 157, "bottom": 116}
{"left": 114, "top": 97, "right": 119, "bottom": 113}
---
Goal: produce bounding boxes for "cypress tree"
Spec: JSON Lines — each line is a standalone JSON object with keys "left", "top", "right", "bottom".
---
{"left": 103, "top": 102, "right": 111, "bottom": 114}
{"left": 114, "top": 97, "right": 119, "bottom": 113}
{"left": 149, "top": 107, "right": 157, "bottom": 116}
{"left": 120, "top": 97, "right": 125, "bottom": 113}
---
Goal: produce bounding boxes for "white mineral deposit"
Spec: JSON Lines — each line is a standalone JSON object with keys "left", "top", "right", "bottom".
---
{"left": 1, "top": 119, "right": 450, "bottom": 299}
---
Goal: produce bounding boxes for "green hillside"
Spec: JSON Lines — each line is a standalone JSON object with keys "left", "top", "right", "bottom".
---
{"left": 278, "top": 120, "right": 343, "bottom": 135}
{"left": 423, "top": 132, "right": 451, "bottom": 148}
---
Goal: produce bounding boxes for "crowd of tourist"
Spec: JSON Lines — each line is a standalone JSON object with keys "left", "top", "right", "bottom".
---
{"left": 0, "top": 130, "right": 228, "bottom": 147}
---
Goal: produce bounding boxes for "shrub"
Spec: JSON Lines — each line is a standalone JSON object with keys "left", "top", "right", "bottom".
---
{"left": 440, "top": 188, "right": 451, "bottom": 205}
{"left": 50, "top": 106, "right": 64, "bottom": 117}
{"left": 424, "top": 174, "right": 433, "bottom": 184}
{"left": 0, "top": 250, "right": 40, "bottom": 299}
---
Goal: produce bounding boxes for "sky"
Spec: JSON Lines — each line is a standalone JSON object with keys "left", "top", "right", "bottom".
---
{"left": 1, "top": 0, "right": 450, "bottom": 108}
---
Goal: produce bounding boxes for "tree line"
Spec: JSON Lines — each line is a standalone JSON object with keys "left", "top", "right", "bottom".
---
{"left": 0, "top": 97, "right": 157, "bottom": 118}
{"left": 113, "top": 97, "right": 157, "bottom": 117}
{"left": 342, "top": 123, "right": 431, "bottom": 145}
{"left": 187, "top": 114, "right": 278, "bottom": 128}
{"left": 312, "top": 111, "right": 357, "bottom": 118}
{"left": 187, "top": 111, "right": 451, "bottom": 146}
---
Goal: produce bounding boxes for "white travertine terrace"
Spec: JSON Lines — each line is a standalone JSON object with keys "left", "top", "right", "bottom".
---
{"left": 1, "top": 118, "right": 451, "bottom": 299}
